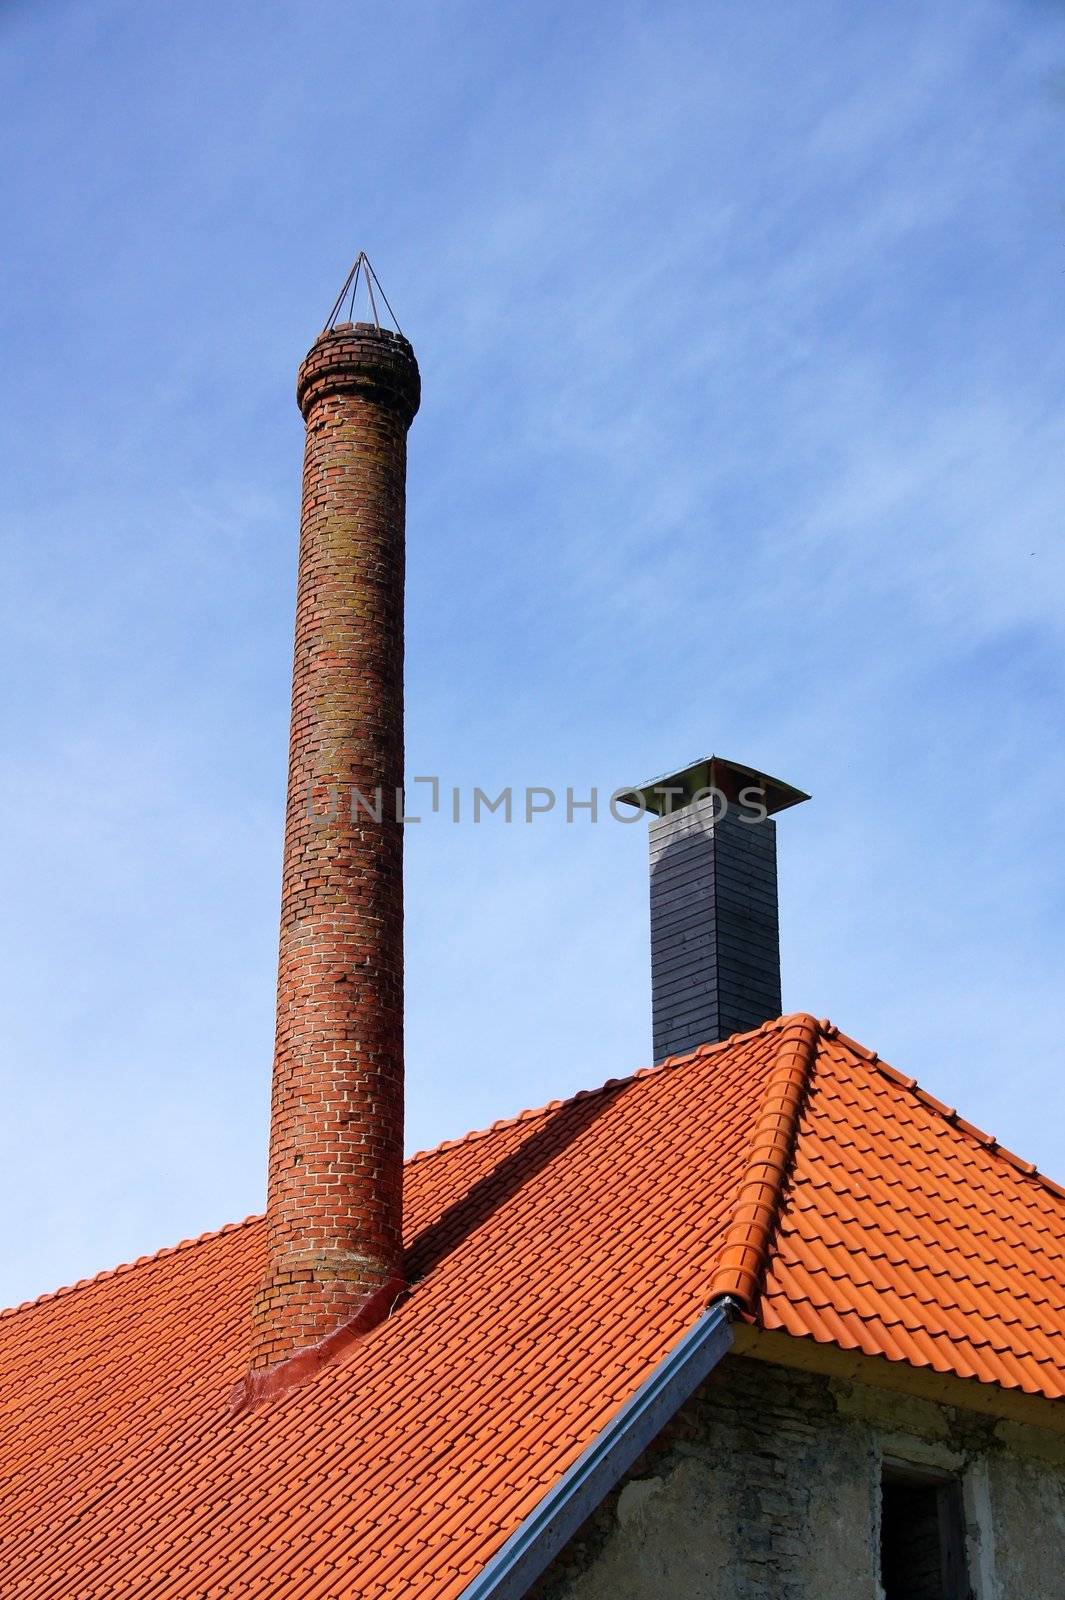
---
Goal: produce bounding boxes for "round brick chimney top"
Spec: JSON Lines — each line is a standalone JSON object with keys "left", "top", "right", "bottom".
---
{"left": 296, "top": 321, "right": 421, "bottom": 425}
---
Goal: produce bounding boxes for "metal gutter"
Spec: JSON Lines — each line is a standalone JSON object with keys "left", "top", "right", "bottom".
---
{"left": 457, "top": 1298, "right": 736, "bottom": 1600}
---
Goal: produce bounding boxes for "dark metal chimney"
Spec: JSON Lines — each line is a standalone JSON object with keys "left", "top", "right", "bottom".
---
{"left": 620, "top": 757, "right": 809, "bottom": 1062}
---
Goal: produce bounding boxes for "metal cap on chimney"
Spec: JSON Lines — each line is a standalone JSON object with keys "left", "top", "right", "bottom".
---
{"left": 619, "top": 756, "right": 810, "bottom": 1063}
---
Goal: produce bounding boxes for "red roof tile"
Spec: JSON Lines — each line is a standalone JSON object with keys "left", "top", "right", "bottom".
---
{"left": 1, "top": 1015, "right": 1062, "bottom": 1597}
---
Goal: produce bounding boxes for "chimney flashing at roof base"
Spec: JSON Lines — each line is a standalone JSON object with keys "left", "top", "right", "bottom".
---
{"left": 232, "top": 1274, "right": 405, "bottom": 1414}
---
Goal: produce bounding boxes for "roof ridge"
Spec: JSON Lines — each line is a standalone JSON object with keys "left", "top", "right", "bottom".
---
{"left": 0, "top": 1014, "right": 813, "bottom": 1323}
{"left": 823, "top": 1024, "right": 1065, "bottom": 1204}
{"left": 709, "top": 1013, "right": 822, "bottom": 1311}
{"left": 405, "top": 1089, "right": 607, "bottom": 1165}
{"left": 0, "top": 1046, "right": 716, "bottom": 1322}
{"left": 0, "top": 1214, "right": 263, "bottom": 1322}
{"left": 405, "top": 1015, "right": 794, "bottom": 1167}
{"left": 0, "top": 1066, "right": 688, "bottom": 1319}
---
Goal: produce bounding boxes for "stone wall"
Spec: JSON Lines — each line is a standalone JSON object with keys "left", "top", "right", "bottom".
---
{"left": 531, "top": 1353, "right": 1065, "bottom": 1600}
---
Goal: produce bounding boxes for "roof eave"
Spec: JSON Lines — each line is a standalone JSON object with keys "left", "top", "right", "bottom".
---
{"left": 457, "top": 1299, "right": 736, "bottom": 1600}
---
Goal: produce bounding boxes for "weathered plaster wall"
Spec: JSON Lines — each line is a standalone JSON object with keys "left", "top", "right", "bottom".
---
{"left": 531, "top": 1354, "right": 1065, "bottom": 1600}
{"left": 980, "top": 1424, "right": 1065, "bottom": 1596}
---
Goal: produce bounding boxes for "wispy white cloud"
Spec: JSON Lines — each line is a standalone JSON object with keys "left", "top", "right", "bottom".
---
{"left": 2, "top": 0, "right": 1064, "bottom": 1306}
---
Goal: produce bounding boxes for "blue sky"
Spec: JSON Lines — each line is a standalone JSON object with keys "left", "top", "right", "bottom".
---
{"left": 1, "top": 0, "right": 1064, "bottom": 1309}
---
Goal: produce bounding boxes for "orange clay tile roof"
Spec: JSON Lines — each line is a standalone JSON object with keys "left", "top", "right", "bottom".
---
{"left": 1, "top": 1014, "right": 1063, "bottom": 1598}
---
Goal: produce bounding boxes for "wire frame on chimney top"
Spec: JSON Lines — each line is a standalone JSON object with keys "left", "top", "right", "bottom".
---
{"left": 323, "top": 252, "right": 405, "bottom": 336}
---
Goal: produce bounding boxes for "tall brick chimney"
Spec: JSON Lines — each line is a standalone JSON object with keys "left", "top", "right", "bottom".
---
{"left": 248, "top": 261, "right": 420, "bottom": 1379}
{"left": 619, "top": 757, "right": 809, "bottom": 1062}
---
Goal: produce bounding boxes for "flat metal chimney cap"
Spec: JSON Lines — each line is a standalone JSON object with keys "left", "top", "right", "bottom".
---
{"left": 617, "top": 755, "right": 810, "bottom": 818}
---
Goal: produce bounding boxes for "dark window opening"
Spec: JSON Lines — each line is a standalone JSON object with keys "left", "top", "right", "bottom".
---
{"left": 880, "top": 1463, "right": 971, "bottom": 1600}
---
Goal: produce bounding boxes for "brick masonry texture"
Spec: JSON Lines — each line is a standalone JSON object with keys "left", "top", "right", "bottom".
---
{"left": 249, "top": 322, "right": 420, "bottom": 1371}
